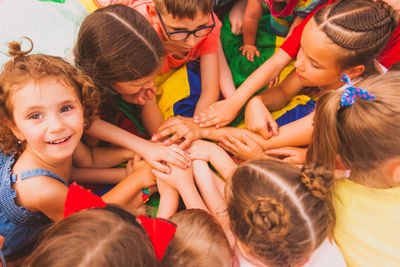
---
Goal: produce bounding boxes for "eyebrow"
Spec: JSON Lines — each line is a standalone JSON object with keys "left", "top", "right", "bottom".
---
{"left": 24, "top": 99, "right": 79, "bottom": 112}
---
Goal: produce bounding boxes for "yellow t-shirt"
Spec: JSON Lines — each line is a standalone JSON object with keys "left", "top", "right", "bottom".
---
{"left": 333, "top": 178, "right": 400, "bottom": 267}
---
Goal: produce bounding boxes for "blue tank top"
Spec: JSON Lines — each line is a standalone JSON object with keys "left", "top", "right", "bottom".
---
{"left": 0, "top": 153, "right": 68, "bottom": 257}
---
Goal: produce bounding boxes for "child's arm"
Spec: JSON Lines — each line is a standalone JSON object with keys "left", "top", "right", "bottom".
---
{"left": 156, "top": 179, "right": 180, "bottom": 219}
{"left": 218, "top": 133, "right": 268, "bottom": 161}
{"left": 229, "top": 0, "right": 247, "bottom": 35}
{"left": 240, "top": 0, "right": 263, "bottom": 62}
{"left": 152, "top": 165, "right": 208, "bottom": 211}
{"left": 195, "top": 52, "right": 220, "bottom": 116}
{"left": 71, "top": 167, "right": 129, "bottom": 184}
{"left": 141, "top": 98, "right": 164, "bottom": 136}
{"left": 85, "top": 119, "right": 190, "bottom": 173}
{"left": 264, "top": 146, "right": 307, "bottom": 164}
{"left": 72, "top": 142, "right": 134, "bottom": 168}
{"left": 194, "top": 48, "right": 292, "bottom": 128}
{"left": 287, "top": 16, "right": 304, "bottom": 37}
{"left": 218, "top": 40, "right": 236, "bottom": 99}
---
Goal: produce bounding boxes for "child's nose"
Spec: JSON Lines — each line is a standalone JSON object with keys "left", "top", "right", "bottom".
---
{"left": 47, "top": 114, "right": 65, "bottom": 133}
{"left": 184, "top": 34, "right": 197, "bottom": 48}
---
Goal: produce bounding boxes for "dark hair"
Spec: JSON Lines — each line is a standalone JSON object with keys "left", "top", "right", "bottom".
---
{"left": 0, "top": 38, "right": 101, "bottom": 156}
{"left": 154, "top": 0, "right": 213, "bottom": 19}
{"left": 307, "top": 70, "right": 400, "bottom": 184}
{"left": 161, "top": 209, "right": 232, "bottom": 267}
{"left": 226, "top": 159, "right": 334, "bottom": 267}
{"left": 24, "top": 206, "right": 158, "bottom": 267}
{"left": 74, "top": 4, "right": 164, "bottom": 89}
{"left": 314, "top": 0, "right": 399, "bottom": 76}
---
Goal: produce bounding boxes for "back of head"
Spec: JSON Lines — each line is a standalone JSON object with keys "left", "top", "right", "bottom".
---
{"left": 25, "top": 206, "right": 158, "bottom": 267}
{"left": 74, "top": 4, "right": 164, "bottom": 88}
{"left": 154, "top": 0, "right": 213, "bottom": 19}
{"left": 0, "top": 38, "right": 100, "bottom": 156}
{"left": 307, "top": 71, "right": 400, "bottom": 181}
{"left": 314, "top": 0, "right": 399, "bottom": 76}
{"left": 161, "top": 209, "right": 232, "bottom": 267}
{"left": 226, "top": 159, "right": 334, "bottom": 267}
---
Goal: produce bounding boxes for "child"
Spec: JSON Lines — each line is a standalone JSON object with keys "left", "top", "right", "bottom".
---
{"left": 153, "top": 0, "right": 399, "bottom": 153}
{"left": 161, "top": 209, "right": 232, "bottom": 267}
{"left": 195, "top": 0, "right": 400, "bottom": 129}
{"left": 94, "top": 0, "right": 230, "bottom": 118}
{"left": 188, "top": 140, "right": 346, "bottom": 266}
{"left": 74, "top": 4, "right": 190, "bottom": 174}
{"left": 24, "top": 205, "right": 177, "bottom": 267}
{"left": 235, "top": 0, "right": 327, "bottom": 62}
{"left": 0, "top": 40, "right": 156, "bottom": 258}
{"left": 306, "top": 71, "right": 400, "bottom": 267}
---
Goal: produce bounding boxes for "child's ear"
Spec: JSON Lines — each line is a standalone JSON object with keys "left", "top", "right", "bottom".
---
{"left": 343, "top": 65, "right": 365, "bottom": 80}
{"left": 391, "top": 161, "right": 400, "bottom": 184}
{"left": 4, "top": 119, "right": 25, "bottom": 142}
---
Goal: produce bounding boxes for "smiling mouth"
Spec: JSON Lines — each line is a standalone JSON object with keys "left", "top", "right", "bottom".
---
{"left": 48, "top": 136, "right": 71, "bottom": 144}
{"left": 295, "top": 71, "right": 304, "bottom": 79}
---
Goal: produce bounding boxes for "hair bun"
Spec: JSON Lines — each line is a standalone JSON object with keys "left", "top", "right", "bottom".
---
{"left": 7, "top": 37, "right": 33, "bottom": 59}
{"left": 375, "top": 0, "right": 400, "bottom": 27}
{"left": 247, "top": 197, "right": 290, "bottom": 241}
{"left": 300, "top": 162, "right": 334, "bottom": 199}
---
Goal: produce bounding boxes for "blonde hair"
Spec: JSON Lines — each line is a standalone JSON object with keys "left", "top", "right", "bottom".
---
{"left": 0, "top": 38, "right": 101, "bottom": 156}
{"left": 161, "top": 209, "right": 232, "bottom": 267}
{"left": 154, "top": 0, "right": 213, "bottom": 19}
{"left": 307, "top": 70, "right": 400, "bottom": 182}
{"left": 226, "top": 159, "right": 334, "bottom": 267}
{"left": 25, "top": 206, "right": 158, "bottom": 267}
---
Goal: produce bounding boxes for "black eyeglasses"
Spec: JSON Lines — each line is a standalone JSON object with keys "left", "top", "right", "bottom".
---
{"left": 156, "top": 9, "right": 215, "bottom": 41}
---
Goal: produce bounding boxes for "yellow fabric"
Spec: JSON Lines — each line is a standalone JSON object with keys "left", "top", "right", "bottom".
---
{"left": 333, "top": 178, "right": 400, "bottom": 267}
{"left": 77, "top": 0, "right": 98, "bottom": 12}
{"left": 155, "top": 65, "right": 191, "bottom": 120}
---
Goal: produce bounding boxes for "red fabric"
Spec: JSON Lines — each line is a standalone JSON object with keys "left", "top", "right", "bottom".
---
{"left": 265, "top": 0, "right": 300, "bottom": 17}
{"left": 137, "top": 216, "right": 177, "bottom": 261}
{"left": 377, "top": 24, "right": 400, "bottom": 69}
{"left": 63, "top": 183, "right": 107, "bottom": 218}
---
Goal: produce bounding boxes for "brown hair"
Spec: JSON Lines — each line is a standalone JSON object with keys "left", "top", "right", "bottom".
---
{"left": 307, "top": 71, "right": 400, "bottom": 183}
{"left": 74, "top": 4, "right": 164, "bottom": 90}
{"left": 314, "top": 0, "right": 399, "bottom": 76}
{"left": 24, "top": 206, "right": 158, "bottom": 267}
{"left": 0, "top": 38, "right": 101, "bottom": 156}
{"left": 161, "top": 209, "right": 232, "bottom": 267}
{"left": 226, "top": 159, "right": 334, "bottom": 267}
{"left": 154, "top": 0, "right": 213, "bottom": 19}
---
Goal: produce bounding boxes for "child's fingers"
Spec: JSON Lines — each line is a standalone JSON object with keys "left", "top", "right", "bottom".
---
{"left": 218, "top": 137, "right": 238, "bottom": 154}
{"left": 255, "top": 50, "right": 260, "bottom": 58}
{"left": 259, "top": 127, "right": 273, "bottom": 139}
{"left": 166, "top": 150, "right": 190, "bottom": 169}
{"left": 225, "top": 135, "right": 247, "bottom": 150}
{"left": 240, "top": 134, "right": 258, "bottom": 148}
{"left": 218, "top": 141, "right": 236, "bottom": 156}
{"left": 152, "top": 126, "right": 177, "bottom": 142}
{"left": 162, "top": 133, "right": 183, "bottom": 146}
{"left": 151, "top": 168, "right": 169, "bottom": 181}
{"left": 168, "top": 144, "right": 189, "bottom": 160}
{"left": 151, "top": 161, "right": 171, "bottom": 174}
{"left": 179, "top": 138, "right": 193, "bottom": 150}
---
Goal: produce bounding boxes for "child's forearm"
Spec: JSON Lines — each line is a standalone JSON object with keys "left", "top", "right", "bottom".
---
{"left": 74, "top": 146, "right": 133, "bottom": 168}
{"left": 243, "top": 0, "right": 263, "bottom": 45}
{"left": 209, "top": 146, "right": 237, "bottom": 180}
{"left": 157, "top": 182, "right": 180, "bottom": 219}
{"left": 287, "top": 16, "right": 303, "bottom": 37}
{"left": 72, "top": 167, "right": 127, "bottom": 184}
{"left": 195, "top": 53, "right": 220, "bottom": 115}
{"left": 218, "top": 41, "right": 236, "bottom": 98}
{"left": 85, "top": 119, "right": 151, "bottom": 157}
{"left": 142, "top": 98, "right": 163, "bottom": 136}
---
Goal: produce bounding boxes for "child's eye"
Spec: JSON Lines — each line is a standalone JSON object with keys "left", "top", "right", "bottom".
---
{"left": 29, "top": 113, "right": 43, "bottom": 120}
{"left": 60, "top": 105, "right": 73, "bottom": 113}
{"left": 311, "top": 63, "right": 320, "bottom": 69}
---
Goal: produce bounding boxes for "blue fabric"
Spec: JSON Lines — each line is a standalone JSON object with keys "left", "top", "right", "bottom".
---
{"left": 275, "top": 99, "right": 316, "bottom": 127}
{"left": 0, "top": 153, "right": 67, "bottom": 257}
{"left": 172, "top": 60, "right": 202, "bottom": 118}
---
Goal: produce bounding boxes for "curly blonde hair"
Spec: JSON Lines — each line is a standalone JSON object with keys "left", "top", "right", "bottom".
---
{"left": 0, "top": 38, "right": 101, "bottom": 156}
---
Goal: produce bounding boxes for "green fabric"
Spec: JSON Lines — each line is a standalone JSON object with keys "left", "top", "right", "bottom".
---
{"left": 220, "top": 4, "right": 278, "bottom": 89}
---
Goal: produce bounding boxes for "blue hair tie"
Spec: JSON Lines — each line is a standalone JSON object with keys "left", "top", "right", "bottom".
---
{"left": 340, "top": 74, "right": 376, "bottom": 107}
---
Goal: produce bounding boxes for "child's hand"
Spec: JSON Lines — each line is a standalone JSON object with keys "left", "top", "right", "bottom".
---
{"left": 239, "top": 44, "right": 260, "bottom": 62}
{"left": 218, "top": 134, "right": 265, "bottom": 160}
{"left": 125, "top": 158, "right": 134, "bottom": 176}
{"left": 152, "top": 164, "right": 194, "bottom": 192}
{"left": 194, "top": 98, "right": 240, "bottom": 128}
{"left": 245, "top": 97, "right": 278, "bottom": 139}
{"left": 264, "top": 147, "right": 307, "bottom": 164}
{"left": 229, "top": 0, "right": 246, "bottom": 34}
{"left": 187, "top": 140, "right": 219, "bottom": 162}
{"left": 142, "top": 142, "right": 191, "bottom": 174}
{"left": 267, "top": 76, "right": 280, "bottom": 88}
{"left": 121, "top": 86, "right": 157, "bottom": 105}
{"left": 151, "top": 117, "right": 202, "bottom": 149}
{"left": 131, "top": 154, "right": 157, "bottom": 188}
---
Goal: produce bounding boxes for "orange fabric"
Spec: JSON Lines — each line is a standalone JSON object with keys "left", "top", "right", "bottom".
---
{"left": 95, "top": 0, "right": 222, "bottom": 74}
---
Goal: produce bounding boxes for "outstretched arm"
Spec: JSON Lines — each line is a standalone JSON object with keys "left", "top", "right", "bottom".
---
{"left": 241, "top": 0, "right": 263, "bottom": 62}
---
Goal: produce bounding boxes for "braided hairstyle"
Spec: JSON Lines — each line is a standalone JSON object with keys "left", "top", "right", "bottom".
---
{"left": 0, "top": 38, "right": 101, "bottom": 156}
{"left": 314, "top": 0, "right": 399, "bottom": 77}
{"left": 226, "top": 159, "right": 334, "bottom": 267}
{"left": 307, "top": 70, "right": 400, "bottom": 185}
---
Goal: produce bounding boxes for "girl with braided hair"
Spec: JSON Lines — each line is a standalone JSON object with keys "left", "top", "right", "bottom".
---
{"left": 307, "top": 70, "right": 400, "bottom": 267}
{"left": 186, "top": 140, "right": 346, "bottom": 267}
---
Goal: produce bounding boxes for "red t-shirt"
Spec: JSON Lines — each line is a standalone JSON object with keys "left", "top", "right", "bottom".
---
{"left": 280, "top": 0, "right": 400, "bottom": 69}
{"left": 95, "top": 0, "right": 222, "bottom": 74}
